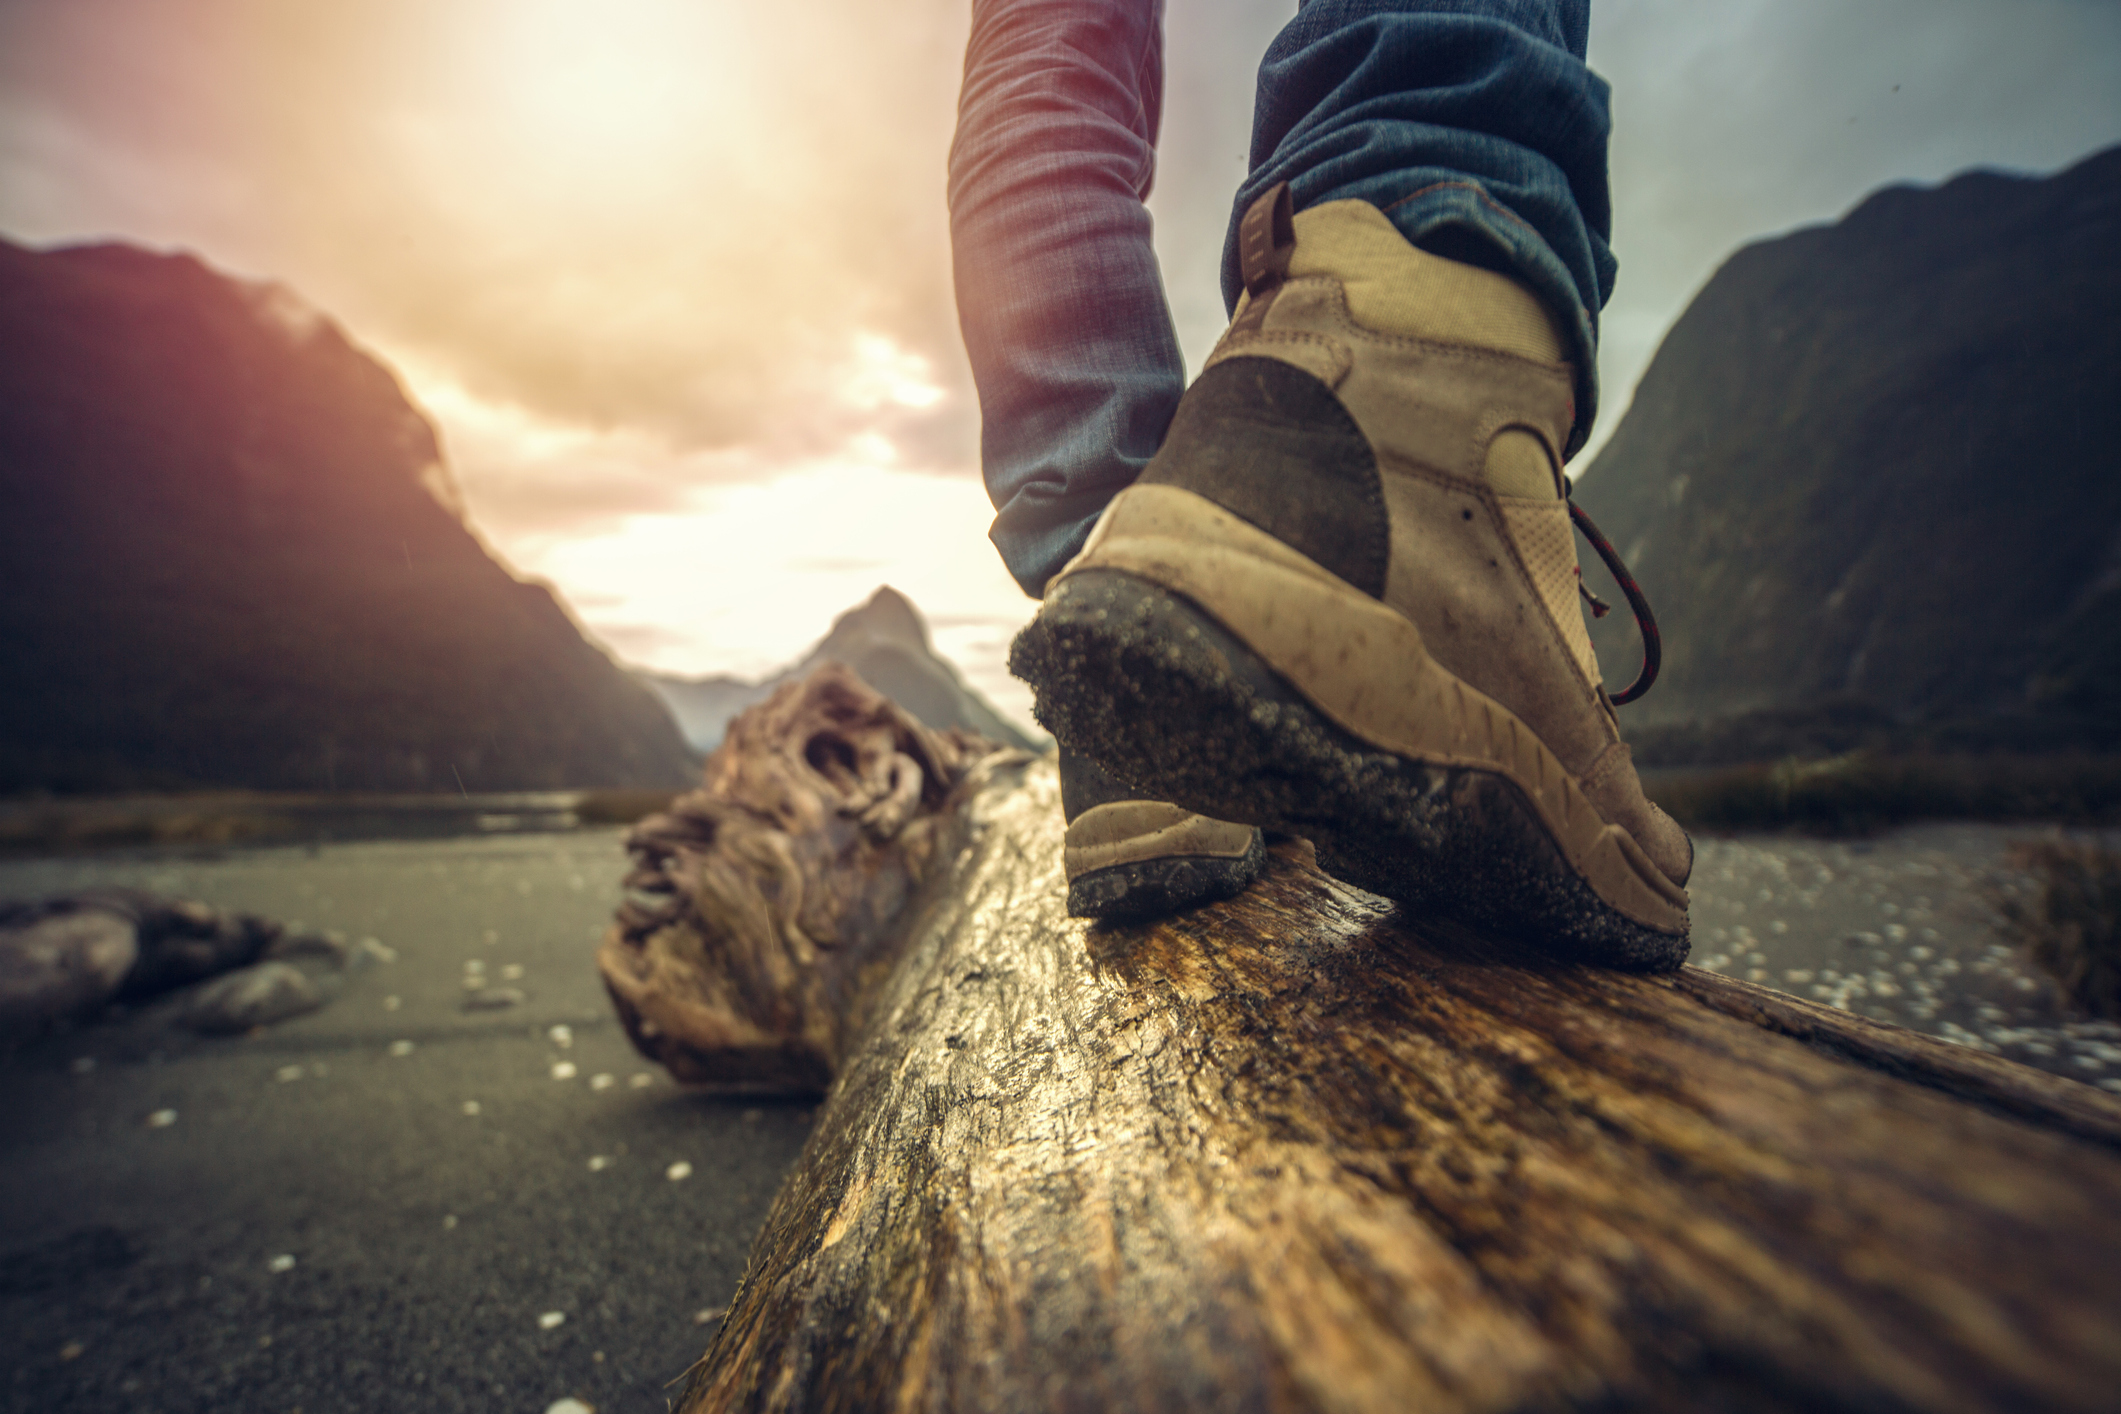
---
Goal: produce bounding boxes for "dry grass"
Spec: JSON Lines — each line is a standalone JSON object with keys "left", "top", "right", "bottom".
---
{"left": 1646, "top": 753, "right": 2121, "bottom": 836}
{"left": 572, "top": 788, "right": 683, "bottom": 826}
{"left": 1993, "top": 840, "right": 2121, "bottom": 1020}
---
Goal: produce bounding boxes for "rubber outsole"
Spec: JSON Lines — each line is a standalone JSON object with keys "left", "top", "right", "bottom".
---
{"left": 1067, "top": 831, "right": 1267, "bottom": 921}
{"left": 1012, "top": 569, "right": 1689, "bottom": 972}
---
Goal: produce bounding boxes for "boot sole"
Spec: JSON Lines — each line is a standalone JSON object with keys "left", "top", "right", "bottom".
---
{"left": 1067, "top": 831, "right": 1267, "bottom": 921}
{"left": 1012, "top": 486, "right": 1688, "bottom": 970}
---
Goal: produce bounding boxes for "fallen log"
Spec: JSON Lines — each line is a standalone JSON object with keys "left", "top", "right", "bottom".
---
{"left": 612, "top": 672, "right": 2121, "bottom": 1413}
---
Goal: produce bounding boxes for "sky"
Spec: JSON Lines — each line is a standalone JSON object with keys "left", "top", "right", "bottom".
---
{"left": 2, "top": 0, "right": 2117, "bottom": 734}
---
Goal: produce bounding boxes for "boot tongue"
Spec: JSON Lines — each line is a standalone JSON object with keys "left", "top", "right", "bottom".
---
{"left": 1286, "top": 200, "right": 1568, "bottom": 363}
{"left": 1286, "top": 199, "right": 1569, "bottom": 499}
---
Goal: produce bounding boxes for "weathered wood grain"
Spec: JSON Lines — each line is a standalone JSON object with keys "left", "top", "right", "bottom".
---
{"left": 677, "top": 758, "right": 2121, "bottom": 1414}
{"left": 597, "top": 663, "right": 1023, "bottom": 1090}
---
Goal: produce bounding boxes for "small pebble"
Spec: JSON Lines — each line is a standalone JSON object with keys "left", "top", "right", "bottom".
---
{"left": 59, "top": 1341, "right": 85, "bottom": 1361}
{"left": 538, "top": 1311, "right": 566, "bottom": 1331}
{"left": 383, "top": 995, "right": 402, "bottom": 1011}
{"left": 275, "top": 1065, "right": 305, "bottom": 1083}
{"left": 462, "top": 1100, "right": 482, "bottom": 1116}
{"left": 590, "top": 1073, "right": 615, "bottom": 1091}
{"left": 588, "top": 1155, "right": 613, "bottom": 1172}
{"left": 443, "top": 1215, "right": 458, "bottom": 1230}
{"left": 629, "top": 1073, "right": 654, "bottom": 1089}
{"left": 549, "top": 1025, "right": 573, "bottom": 1049}
{"left": 501, "top": 964, "right": 525, "bottom": 981}
{"left": 147, "top": 1109, "right": 178, "bottom": 1128}
{"left": 552, "top": 1062, "right": 578, "bottom": 1081}
{"left": 389, "top": 1040, "right": 415, "bottom": 1057}
{"left": 545, "top": 1399, "right": 596, "bottom": 1414}
{"left": 666, "top": 1161, "right": 693, "bottom": 1181}
{"left": 693, "top": 1306, "right": 726, "bottom": 1326}
{"left": 267, "top": 1254, "right": 296, "bottom": 1274}
{"left": 464, "top": 959, "right": 485, "bottom": 975}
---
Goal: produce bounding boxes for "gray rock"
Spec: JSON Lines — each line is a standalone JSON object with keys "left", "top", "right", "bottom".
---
{"left": 461, "top": 986, "right": 527, "bottom": 1012}
{"left": 0, "top": 909, "right": 139, "bottom": 1043}
{"left": 180, "top": 962, "right": 323, "bottom": 1035}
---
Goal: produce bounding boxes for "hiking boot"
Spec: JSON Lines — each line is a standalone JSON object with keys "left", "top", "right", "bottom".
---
{"left": 1061, "top": 748, "right": 1264, "bottom": 920}
{"left": 1012, "top": 185, "right": 1692, "bottom": 969}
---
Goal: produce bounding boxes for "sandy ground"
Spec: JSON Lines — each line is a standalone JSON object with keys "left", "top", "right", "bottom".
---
{"left": 1, "top": 830, "right": 813, "bottom": 1414}
{"left": 1687, "top": 824, "right": 2121, "bottom": 1085}
{"left": 3, "top": 820, "right": 2116, "bottom": 1412}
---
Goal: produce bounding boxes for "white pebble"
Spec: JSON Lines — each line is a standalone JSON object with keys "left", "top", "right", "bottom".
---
{"left": 147, "top": 1109, "right": 177, "bottom": 1128}
{"left": 383, "top": 995, "right": 402, "bottom": 1011}
{"left": 538, "top": 1311, "right": 566, "bottom": 1330}
{"left": 443, "top": 1215, "right": 458, "bottom": 1230}
{"left": 275, "top": 1065, "right": 305, "bottom": 1083}
{"left": 590, "top": 1073, "right": 615, "bottom": 1091}
{"left": 464, "top": 959, "right": 485, "bottom": 975}
{"left": 389, "top": 1040, "right": 415, "bottom": 1057}
{"left": 1784, "top": 969, "right": 1814, "bottom": 984}
{"left": 693, "top": 1306, "right": 726, "bottom": 1326}
{"left": 546, "top": 1399, "right": 596, "bottom": 1414}
{"left": 462, "top": 1100, "right": 482, "bottom": 1116}
{"left": 267, "top": 1254, "right": 296, "bottom": 1274}
{"left": 588, "top": 1155, "right": 613, "bottom": 1172}
{"left": 629, "top": 1072, "right": 654, "bottom": 1089}
{"left": 1769, "top": 921, "right": 1788, "bottom": 935}
{"left": 501, "top": 964, "right": 525, "bottom": 981}
{"left": 666, "top": 1161, "right": 693, "bottom": 1181}
{"left": 549, "top": 1025, "right": 573, "bottom": 1049}
{"left": 551, "top": 1062, "right": 578, "bottom": 1081}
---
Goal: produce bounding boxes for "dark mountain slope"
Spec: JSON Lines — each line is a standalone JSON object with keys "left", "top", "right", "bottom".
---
{"left": 0, "top": 238, "right": 697, "bottom": 792}
{"left": 1579, "top": 147, "right": 2121, "bottom": 761}
{"left": 643, "top": 586, "right": 1040, "bottom": 754}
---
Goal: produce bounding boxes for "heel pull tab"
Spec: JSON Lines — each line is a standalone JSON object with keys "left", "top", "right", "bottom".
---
{"left": 1239, "top": 183, "right": 1296, "bottom": 298}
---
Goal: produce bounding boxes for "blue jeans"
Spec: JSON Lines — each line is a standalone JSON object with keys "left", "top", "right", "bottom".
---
{"left": 950, "top": 0, "right": 1614, "bottom": 597}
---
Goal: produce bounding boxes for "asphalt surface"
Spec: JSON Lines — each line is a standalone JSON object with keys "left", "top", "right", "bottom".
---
{"left": 3, "top": 820, "right": 2116, "bottom": 1413}
{"left": 1, "top": 829, "right": 815, "bottom": 1414}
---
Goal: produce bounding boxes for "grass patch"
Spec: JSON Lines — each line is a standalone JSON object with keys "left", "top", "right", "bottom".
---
{"left": 572, "top": 788, "right": 683, "bottom": 826}
{"left": 1992, "top": 840, "right": 2121, "bottom": 1020}
{"left": 1646, "top": 753, "right": 2121, "bottom": 835}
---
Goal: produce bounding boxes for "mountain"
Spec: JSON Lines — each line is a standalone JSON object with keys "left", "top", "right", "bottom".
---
{"left": 0, "top": 238, "right": 698, "bottom": 793}
{"left": 642, "top": 587, "right": 1041, "bottom": 754}
{"left": 1577, "top": 147, "right": 2121, "bottom": 764}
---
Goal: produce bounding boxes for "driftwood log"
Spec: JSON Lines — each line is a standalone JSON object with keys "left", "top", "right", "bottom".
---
{"left": 606, "top": 670, "right": 2121, "bottom": 1413}
{"left": 599, "top": 663, "right": 1025, "bottom": 1089}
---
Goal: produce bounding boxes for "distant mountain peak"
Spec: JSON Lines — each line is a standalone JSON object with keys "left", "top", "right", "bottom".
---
{"left": 641, "top": 587, "right": 1038, "bottom": 755}
{"left": 818, "top": 585, "right": 929, "bottom": 656}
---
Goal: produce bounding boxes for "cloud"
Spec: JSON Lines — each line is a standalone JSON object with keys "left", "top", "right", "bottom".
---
{"left": 1581, "top": 0, "right": 2121, "bottom": 460}
{"left": 2, "top": 0, "right": 2114, "bottom": 711}
{"left": 0, "top": 0, "right": 982, "bottom": 472}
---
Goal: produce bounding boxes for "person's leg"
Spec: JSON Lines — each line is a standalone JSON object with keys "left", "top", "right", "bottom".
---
{"left": 948, "top": 0, "right": 1182, "bottom": 599}
{"left": 1013, "top": 0, "right": 1697, "bottom": 966}
{"left": 1231, "top": 0, "right": 1613, "bottom": 454}
{"left": 950, "top": 0, "right": 1264, "bottom": 920}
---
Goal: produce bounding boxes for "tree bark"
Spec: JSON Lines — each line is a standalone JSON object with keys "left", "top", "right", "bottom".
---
{"left": 628, "top": 690, "right": 2121, "bottom": 1413}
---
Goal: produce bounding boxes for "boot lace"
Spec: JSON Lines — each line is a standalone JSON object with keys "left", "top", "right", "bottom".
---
{"left": 1563, "top": 478, "right": 1660, "bottom": 706}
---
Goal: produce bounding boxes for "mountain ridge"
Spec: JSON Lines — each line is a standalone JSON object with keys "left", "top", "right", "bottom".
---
{"left": 0, "top": 237, "right": 699, "bottom": 793}
{"left": 1578, "top": 146, "right": 2121, "bottom": 763}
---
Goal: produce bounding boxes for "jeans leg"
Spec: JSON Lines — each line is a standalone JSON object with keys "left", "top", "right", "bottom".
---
{"left": 1230, "top": 0, "right": 1615, "bottom": 456}
{"left": 950, "top": 0, "right": 1183, "bottom": 597}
